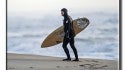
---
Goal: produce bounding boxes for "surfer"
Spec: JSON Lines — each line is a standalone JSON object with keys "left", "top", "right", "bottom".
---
{"left": 61, "top": 8, "right": 79, "bottom": 61}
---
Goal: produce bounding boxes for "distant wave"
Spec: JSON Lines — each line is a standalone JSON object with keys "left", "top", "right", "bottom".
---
{"left": 8, "top": 32, "right": 48, "bottom": 38}
{"left": 75, "top": 37, "right": 117, "bottom": 42}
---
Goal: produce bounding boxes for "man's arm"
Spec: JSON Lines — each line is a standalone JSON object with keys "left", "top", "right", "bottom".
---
{"left": 66, "top": 18, "right": 71, "bottom": 38}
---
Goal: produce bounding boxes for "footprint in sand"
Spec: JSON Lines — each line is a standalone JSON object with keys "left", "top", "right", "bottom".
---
{"left": 29, "top": 66, "right": 34, "bottom": 69}
{"left": 94, "top": 65, "right": 108, "bottom": 69}
{"left": 79, "top": 64, "right": 108, "bottom": 70}
{"left": 56, "top": 66, "right": 61, "bottom": 68}
{"left": 85, "top": 60, "right": 99, "bottom": 63}
{"left": 8, "top": 67, "right": 15, "bottom": 69}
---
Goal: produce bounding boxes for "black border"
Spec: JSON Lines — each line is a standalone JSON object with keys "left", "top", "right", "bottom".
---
{"left": 6, "top": 0, "right": 122, "bottom": 70}
{"left": 119, "top": 0, "right": 122, "bottom": 70}
{"left": 6, "top": 0, "right": 8, "bottom": 69}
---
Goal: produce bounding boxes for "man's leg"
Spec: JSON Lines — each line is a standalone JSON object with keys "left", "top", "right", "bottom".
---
{"left": 62, "top": 37, "right": 71, "bottom": 60}
{"left": 69, "top": 37, "right": 79, "bottom": 61}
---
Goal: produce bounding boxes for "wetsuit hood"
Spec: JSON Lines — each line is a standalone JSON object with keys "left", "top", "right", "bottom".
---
{"left": 61, "top": 8, "right": 68, "bottom": 18}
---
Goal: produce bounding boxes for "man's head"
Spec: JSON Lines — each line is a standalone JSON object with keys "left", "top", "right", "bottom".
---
{"left": 61, "top": 8, "right": 68, "bottom": 16}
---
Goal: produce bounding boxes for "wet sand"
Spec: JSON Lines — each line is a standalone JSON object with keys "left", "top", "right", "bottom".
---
{"left": 7, "top": 53, "right": 118, "bottom": 70}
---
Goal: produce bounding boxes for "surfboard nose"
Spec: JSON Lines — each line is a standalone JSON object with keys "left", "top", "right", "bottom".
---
{"left": 41, "top": 42, "right": 51, "bottom": 48}
{"left": 41, "top": 43, "right": 47, "bottom": 48}
{"left": 41, "top": 45, "right": 43, "bottom": 48}
{"left": 41, "top": 42, "right": 45, "bottom": 48}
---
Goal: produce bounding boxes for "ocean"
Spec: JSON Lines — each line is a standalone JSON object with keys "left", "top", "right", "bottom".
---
{"left": 8, "top": 11, "right": 119, "bottom": 60}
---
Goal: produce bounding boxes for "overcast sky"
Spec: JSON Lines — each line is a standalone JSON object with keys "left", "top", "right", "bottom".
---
{"left": 8, "top": 0, "right": 119, "bottom": 14}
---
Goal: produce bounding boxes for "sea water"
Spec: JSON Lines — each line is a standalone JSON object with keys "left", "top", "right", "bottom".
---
{"left": 8, "top": 12, "right": 119, "bottom": 60}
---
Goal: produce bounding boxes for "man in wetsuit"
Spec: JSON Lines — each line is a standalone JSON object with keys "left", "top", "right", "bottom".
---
{"left": 61, "top": 8, "right": 79, "bottom": 61}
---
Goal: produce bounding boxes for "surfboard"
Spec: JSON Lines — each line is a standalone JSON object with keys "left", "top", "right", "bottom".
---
{"left": 41, "top": 17, "right": 90, "bottom": 48}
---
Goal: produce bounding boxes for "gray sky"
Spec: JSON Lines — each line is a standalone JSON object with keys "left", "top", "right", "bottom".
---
{"left": 8, "top": 0, "right": 119, "bottom": 14}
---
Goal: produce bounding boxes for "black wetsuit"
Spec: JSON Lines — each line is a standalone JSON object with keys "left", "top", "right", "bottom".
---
{"left": 62, "top": 15, "right": 78, "bottom": 60}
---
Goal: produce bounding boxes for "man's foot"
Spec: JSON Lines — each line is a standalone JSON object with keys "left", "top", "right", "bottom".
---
{"left": 72, "top": 59, "right": 79, "bottom": 61}
{"left": 62, "top": 58, "right": 71, "bottom": 61}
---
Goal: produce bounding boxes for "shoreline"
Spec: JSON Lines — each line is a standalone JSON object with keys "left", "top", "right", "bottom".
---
{"left": 7, "top": 53, "right": 118, "bottom": 70}
{"left": 7, "top": 52, "right": 118, "bottom": 60}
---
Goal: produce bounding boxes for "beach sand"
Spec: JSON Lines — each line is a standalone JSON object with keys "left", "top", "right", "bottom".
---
{"left": 7, "top": 53, "right": 118, "bottom": 70}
